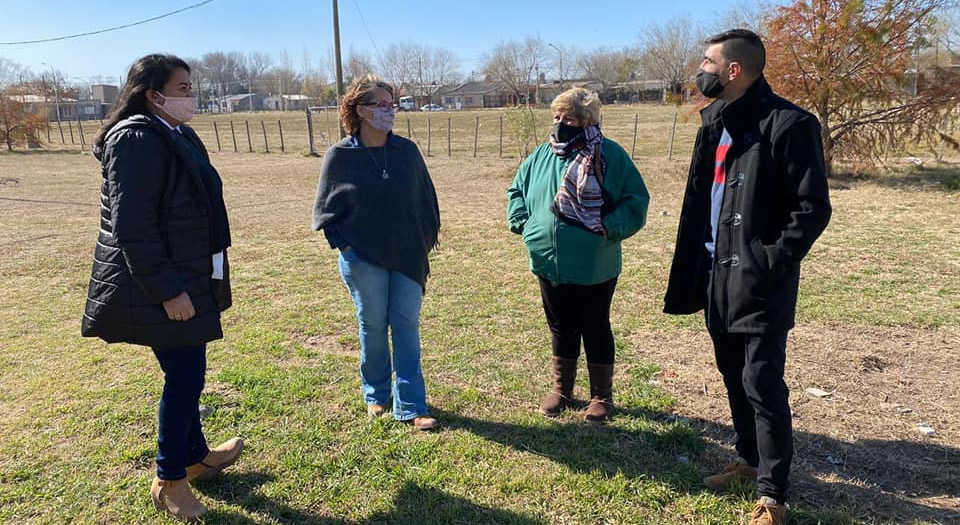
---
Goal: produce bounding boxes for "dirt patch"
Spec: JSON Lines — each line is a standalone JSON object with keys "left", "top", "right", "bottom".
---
{"left": 281, "top": 333, "right": 358, "bottom": 368}
{"left": 628, "top": 322, "right": 960, "bottom": 523}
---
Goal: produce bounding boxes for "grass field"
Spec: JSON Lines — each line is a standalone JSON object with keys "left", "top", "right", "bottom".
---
{"left": 1, "top": 106, "right": 959, "bottom": 524}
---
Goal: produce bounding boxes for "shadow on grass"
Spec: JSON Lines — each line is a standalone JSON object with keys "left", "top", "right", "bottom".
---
{"left": 683, "top": 416, "right": 960, "bottom": 524}
{"left": 831, "top": 164, "right": 960, "bottom": 192}
{"left": 196, "top": 473, "right": 548, "bottom": 525}
{"left": 431, "top": 403, "right": 959, "bottom": 524}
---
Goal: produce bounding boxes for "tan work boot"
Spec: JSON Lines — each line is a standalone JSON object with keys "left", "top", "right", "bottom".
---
{"left": 185, "top": 437, "right": 244, "bottom": 482}
{"left": 749, "top": 496, "right": 788, "bottom": 525}
{"left": 584, "top": 363, "right": 615, "bottom": 423}
{"left": 405, "top": 415, "right": 440, "bottom": 431}
{"left": 150, "top": 476, "right": 208, "bottom": 522}
{"left": 703, "top": 459, "right": 758, "bottom": 491}
{"left": 539, "top": 356, "right": 577, "bottom": 417}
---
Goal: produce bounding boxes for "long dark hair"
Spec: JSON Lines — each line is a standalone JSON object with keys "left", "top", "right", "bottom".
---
{"left": 93, "top": 54, "right": 190, "bottom": 151}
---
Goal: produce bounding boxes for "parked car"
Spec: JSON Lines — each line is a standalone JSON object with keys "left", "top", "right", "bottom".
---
{"left": 420, "top": 103, "right": 445, "bottom": 111}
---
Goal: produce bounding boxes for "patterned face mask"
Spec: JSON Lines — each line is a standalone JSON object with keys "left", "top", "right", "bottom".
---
{"left": 366, "top": 106, "right": 395, "bottom": 132}
{"left": 156, "top": 93, "right": 198, "bottom": 123}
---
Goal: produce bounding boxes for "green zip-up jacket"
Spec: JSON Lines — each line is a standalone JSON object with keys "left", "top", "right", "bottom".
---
{"left": 507, "top": 139, "right": 650, "bottom": 285}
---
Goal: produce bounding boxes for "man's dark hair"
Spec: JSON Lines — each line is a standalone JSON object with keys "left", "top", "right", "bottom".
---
{"left": 705, "top": 29, "right": 766, "bottom": 76}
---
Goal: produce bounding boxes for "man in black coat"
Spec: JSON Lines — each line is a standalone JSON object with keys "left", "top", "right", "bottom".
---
{"left": 663, "top": 29, "right": 832, "bottom": 525}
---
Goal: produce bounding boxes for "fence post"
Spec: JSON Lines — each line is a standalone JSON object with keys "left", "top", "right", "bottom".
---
{"left": 245, "top": 120, "right": 253, "bottom": 152}
{"left": 473, "top": 116, "right": 479, "bottom": 158}
{"left": 278, "top": 120, "right": 285, "bottom": 153}
{"left": 67, "top": 120, "right": 75, "bottom": 145}
{"left": 499, "top": 115, "right": 503, "bottom": 158}
{"left": 213, "top": 121, "right": 222, "bottom": 152}
{"left": 631, "top": 114, "right": 638, "bottom": 159}
{"left": 261, "top": 120, "right": 269, "bottom": 153}
{"left": 77, "top": 118, "right": 85, "bottom": 151}
{"left": 57, "top": 120, "right": 65, "bottom": 144}
{"left": 407, "top": 117, "right": 411, "bottom": 138}
{"left": 668, "top": 110, "right": 678, "bottom": 160}
{"left": 306, "top": 108, "right": 317, "bottom": 156}
{"left": 427, "top": 118, "right": 432, "bottom": 157}
{"left": 45, "top": 121, "right": 50, "bottom": 142}
{"left": 447, "top": 117, "right": 451, "bottom": 157}
{"left": 230, "top": 121, "right": 238, "bottom": 152}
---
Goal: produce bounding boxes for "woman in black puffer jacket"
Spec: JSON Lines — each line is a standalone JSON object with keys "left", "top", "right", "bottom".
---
{"left": 82, "top": 54, "right": 241, "bottom": 522}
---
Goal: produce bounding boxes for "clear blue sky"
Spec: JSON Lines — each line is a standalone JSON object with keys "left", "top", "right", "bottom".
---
{"left": 0, "top": 0, "right": 773, "bottom": 84}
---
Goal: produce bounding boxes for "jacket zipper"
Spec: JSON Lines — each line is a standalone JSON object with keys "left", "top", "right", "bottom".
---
{"left": 723, "top": 156, "right": 740, "bottom": 329}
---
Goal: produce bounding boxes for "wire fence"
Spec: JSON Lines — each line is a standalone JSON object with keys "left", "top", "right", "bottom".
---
{"left": 27, "top": 106, "right": 706, "bottom": 160}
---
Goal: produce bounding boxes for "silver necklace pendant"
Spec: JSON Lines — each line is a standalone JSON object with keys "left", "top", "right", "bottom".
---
{"left": 381, "top": 170, "right": 389, "bottom": 179}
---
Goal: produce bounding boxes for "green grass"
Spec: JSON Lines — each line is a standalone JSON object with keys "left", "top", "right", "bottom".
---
{"left": 0, "top": 147, "right": 957, "bottom": 524}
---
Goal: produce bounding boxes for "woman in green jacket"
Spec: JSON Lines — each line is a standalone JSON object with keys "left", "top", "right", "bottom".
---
{"left": 507, "top": 88, "right": 649, "bottom": 423}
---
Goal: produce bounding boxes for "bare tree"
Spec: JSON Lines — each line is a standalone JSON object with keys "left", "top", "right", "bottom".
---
{"left": 247, "top": 52, "right": 273, "bottom": 94}
{"left": 202, "top": 52, "right": 242, "bottom": 100}
{"left": 577, "top": 48, "right": 635, "bottom": 100}
{"left": 0, "top": 58, "right": 23, "bottom": 90}
{"left": 545, "top": 43, "right": 581, "bottom": 90}
{"left": 482, "top": 37, "right": 546, "bottom": 105}
{"left": 638, "top": 15, "right": 704, "bottom": 95}
{"left": 346, "top": 48, "right": 377, "bottom": 82}
{"left": 424, "top": 47, "right": 461, "bottom": 86}
{"left": 714, "top": 1, "right": 772, "bottom": 36}
{"left": 381, "top": 41, "right": 420, "bottom": 94}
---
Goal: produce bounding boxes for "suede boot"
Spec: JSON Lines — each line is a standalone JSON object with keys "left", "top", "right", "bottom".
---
{"left": 584, "top": 363, "right": 614, "bottom": 423}
{"left": 539, "top": 356, "right": 578, "bottom": 417}
{"left": 150, "top": 476, "right": 207, "bottom": 522}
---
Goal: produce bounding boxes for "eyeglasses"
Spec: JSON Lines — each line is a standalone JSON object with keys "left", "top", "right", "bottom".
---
{"left": 359, "top": 101, "right": 395, "bottom": 108}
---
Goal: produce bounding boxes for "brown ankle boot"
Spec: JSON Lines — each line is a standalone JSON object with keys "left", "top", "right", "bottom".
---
{"left": 584, "top": 363, "right": 615, "bottom": 423}
{"left": 150, "top": 476, "right": 208, "bottom": 522}
{"left": 185, "top": 437, "right": 244, "bottom": 482}
{"left": 539, "top": 356, "right": 578, "bottom": 417}
{"left": 749, "top": 496, "right": 788, "bottom": 525}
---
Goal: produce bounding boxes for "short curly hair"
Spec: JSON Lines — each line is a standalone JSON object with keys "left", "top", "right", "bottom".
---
{"left": 550, "top": 88, "right": 601, "bottom": 127}
{"left": 339, "top": 75, "right": 395, "bottom": 135}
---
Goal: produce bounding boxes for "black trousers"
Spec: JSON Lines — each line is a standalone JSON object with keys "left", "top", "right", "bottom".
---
{"left": 709, "top": 327, "right": 792, "bottom": 502}
{"left": 538, "top": 276, "right": 618, "bottom": 365}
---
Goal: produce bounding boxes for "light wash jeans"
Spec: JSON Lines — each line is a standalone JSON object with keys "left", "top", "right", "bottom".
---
{"left": 338, "top": 248, "right": 428, "bottom": 420}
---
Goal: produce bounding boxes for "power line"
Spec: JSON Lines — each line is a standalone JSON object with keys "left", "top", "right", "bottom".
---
{"left": 0, "top": 0, "right": 219, "bottom": 46}
{"left": 349, "top": 0, "right": 383, "bottom": 66}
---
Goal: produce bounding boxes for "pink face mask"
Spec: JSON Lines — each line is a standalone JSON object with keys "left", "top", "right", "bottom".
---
{"left": 155, "top": 93, "right": 198, "bottom": 123}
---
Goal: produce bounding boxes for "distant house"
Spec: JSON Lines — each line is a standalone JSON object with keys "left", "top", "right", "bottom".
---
{"left": 440, "top": 81, "right": 515, "bottom": 109}
{"left": 9, "top": 94, "right": 102, "bottom": 120}
{"left": 262, "top": 94, "right": 314, "bottom": 111}
{"left": 221, "top": 93, "right": 262, "bottom": 112}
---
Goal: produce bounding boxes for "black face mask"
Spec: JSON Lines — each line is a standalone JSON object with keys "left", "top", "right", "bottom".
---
{"left": 553, "top": 121, "right": 583, "bottom": 143}
{"left": 695, "top": 68, "right": 728, "bottom": 98}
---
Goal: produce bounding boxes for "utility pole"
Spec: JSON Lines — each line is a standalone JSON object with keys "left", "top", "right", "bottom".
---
{"left": 332, "top": 0, "right": 346, "bottom": 138}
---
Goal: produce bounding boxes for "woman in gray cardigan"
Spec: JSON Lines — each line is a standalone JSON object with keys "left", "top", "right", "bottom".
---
{"left": 313, "top": 75, "right": 441, "bottom": 430}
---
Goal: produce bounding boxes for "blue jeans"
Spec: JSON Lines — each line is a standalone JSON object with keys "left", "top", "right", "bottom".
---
{"left": 151, "top": 345, "right": 210, "bottom": 480}
{"left": 338, "top": 249, "right": 428, "bottom": 420}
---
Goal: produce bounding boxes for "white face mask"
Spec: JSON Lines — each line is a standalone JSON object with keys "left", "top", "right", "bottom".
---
{"left": 155, "top": 92, "right": 198, "bottom": 123}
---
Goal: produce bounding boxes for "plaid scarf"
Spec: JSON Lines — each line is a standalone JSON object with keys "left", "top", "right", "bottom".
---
{"left": 550, "top": 125, "right": 606, "bottom": 234}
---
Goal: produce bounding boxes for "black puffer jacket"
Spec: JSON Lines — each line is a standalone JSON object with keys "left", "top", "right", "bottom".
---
{"left": 663, "top": 77, "right": 831, "bottom": 334}
{"left": 81, "top": 115, "right": 231, "bottom": 349}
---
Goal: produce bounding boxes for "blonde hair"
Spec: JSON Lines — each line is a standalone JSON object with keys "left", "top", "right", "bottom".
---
{"left": 339, "top": 74, "right": 395, "bottom": 135}
{"left": 550, "top": 88, "right": 601, "bottom": 127}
